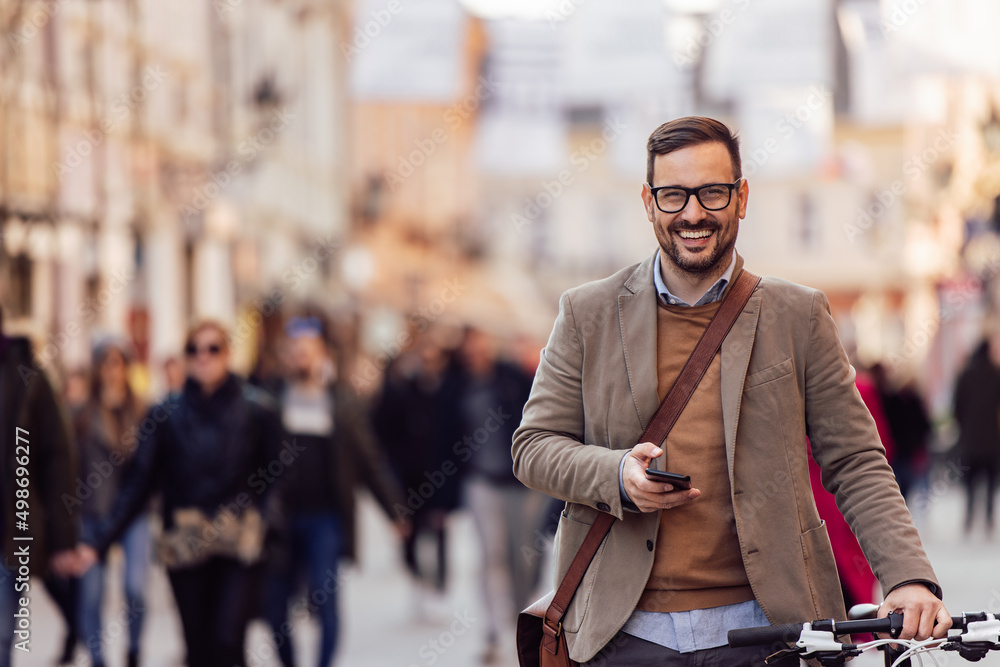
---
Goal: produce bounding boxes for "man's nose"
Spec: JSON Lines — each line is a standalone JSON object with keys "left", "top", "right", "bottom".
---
{"left": 678, "top": 191, "right": 708, "bottom": 218}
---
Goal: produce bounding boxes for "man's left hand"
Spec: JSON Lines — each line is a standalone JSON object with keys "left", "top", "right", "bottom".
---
{"left": 879, "top": 583, "right": 952, "bottom": 641}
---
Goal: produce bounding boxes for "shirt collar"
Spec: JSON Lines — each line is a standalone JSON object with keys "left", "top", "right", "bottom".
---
{"left": 653, "top": 249, "right": 736, "bottom": 307}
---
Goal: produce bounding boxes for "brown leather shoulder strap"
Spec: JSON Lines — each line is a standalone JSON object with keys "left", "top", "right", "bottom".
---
{"left": 541, "top": 269, "right": 762, "bottom": 654}
{"left": 641, "top": 268, "right": 760, "bottom": 448}
{"left": 541, "top": 511, "right": 615, "bottom": 653}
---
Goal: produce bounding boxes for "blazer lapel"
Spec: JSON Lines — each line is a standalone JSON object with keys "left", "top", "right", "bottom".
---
{"left": 618, "top": 253, "right": 660, "bottom": 433}
{"left": 721, "top": 274, "right": 762, "bottom": 474}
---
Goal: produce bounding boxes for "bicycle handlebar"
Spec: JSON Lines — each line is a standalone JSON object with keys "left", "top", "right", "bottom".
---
{"left": 727, "top": 612, "right": 996, "bottom": 648}
{"left": 727, "top": 622, "right": 805, "bottom": 647}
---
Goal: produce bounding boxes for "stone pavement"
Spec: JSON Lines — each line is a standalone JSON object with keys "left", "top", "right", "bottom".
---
{"left": 11, "top": 486, "right": 1000, "bottom": 666}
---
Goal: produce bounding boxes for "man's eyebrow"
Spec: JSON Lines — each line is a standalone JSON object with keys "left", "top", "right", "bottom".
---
{"left": 652, "top": 181, "right": 727, "bottom": 188}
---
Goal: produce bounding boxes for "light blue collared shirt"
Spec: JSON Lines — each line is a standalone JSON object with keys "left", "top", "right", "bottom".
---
{"left": 653, "top": 248, "right": 736, "bottom": 307}
{"left": 618, "top": 249, "right": 766, "bottom": 653}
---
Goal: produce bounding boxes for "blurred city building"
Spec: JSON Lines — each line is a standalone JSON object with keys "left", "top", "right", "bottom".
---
{"left": 2, "top": 0, "right": 1000, "bottom": 412}
{"left": 0, "top": 0, "right": 350, "bottom": 395}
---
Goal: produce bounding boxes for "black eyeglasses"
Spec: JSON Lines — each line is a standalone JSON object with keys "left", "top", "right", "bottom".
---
{"left": 648, "top": 179, "right": 742, "bottom": 214}
{"left": 184, "top": 343, "right": 222, "bottom": 357}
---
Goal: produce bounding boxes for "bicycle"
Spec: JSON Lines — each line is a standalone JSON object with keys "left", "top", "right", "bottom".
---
{"left": 727, "top": 603, "right": 1000, "bottom": 667}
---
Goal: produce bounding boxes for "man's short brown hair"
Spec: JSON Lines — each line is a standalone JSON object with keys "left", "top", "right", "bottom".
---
{"left": 646, "top": 116, "right": 742, "bottom": 185}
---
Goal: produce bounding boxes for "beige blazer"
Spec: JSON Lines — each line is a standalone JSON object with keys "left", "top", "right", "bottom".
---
{"left": 512, "top": 253, "right": 939, "bottom": 663}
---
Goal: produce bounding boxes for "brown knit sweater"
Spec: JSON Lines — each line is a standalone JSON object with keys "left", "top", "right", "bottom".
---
{"left": 636, "top": 299, "right": 754, "bottom": 613}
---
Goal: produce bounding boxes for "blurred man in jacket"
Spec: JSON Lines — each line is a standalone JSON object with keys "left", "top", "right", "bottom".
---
{"left": 0, "top": 309, "right": 78, "bottom": 667}
{"left": 264, "top": 316, "right": 407, "bottom": 667}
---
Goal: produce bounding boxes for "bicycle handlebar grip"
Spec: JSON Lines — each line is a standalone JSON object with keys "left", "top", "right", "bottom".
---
{"left": 727, "top": 623, "right": 803, "bottom": 647}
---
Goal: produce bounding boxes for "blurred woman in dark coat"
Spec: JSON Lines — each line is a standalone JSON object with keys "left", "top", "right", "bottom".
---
{"left": 78, "top": 320, "right": 282, "bottom": 667}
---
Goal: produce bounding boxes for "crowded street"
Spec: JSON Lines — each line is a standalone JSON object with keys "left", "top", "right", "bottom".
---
{"left": 11, "top": 482, "right": 1000, "bottom": 667}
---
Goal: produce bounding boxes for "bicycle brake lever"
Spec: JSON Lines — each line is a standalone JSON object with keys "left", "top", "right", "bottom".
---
{"left": 766, "top": 646, "right": 805, "bottom": 664}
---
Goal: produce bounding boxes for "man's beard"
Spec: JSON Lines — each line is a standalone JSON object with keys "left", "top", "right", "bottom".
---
{"left": 658, "top": 217, "right": 737, "bottom": 275}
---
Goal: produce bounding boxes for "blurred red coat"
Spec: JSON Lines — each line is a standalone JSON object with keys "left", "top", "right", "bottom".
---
{"left": 808, "top": 371, "right": 896, "bottom": 608}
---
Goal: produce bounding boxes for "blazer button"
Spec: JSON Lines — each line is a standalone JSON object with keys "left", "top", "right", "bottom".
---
{"left": 646, "top": 540, "right": 654, "bottom": 552}
{"left": 596, "top": 502, "right": 610, "bottom": 513}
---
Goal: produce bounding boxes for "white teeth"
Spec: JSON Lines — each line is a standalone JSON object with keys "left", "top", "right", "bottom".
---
{"left": 678, "top": 230, "right": 713, "bottom": 239}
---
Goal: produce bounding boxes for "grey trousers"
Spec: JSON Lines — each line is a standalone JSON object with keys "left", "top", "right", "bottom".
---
{"left": 466, "top": 477, "right": 546, "bottom": 641}
{"left": 580, "top": 631, "right": 803, "bottom": 667}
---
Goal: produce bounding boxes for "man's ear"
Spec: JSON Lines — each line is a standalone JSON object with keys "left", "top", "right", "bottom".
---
{"left": 641, "top": 183, "right": 655, "bottom": 222}
{"left": 736, "top": 178, "right": 749, "bottom": 219}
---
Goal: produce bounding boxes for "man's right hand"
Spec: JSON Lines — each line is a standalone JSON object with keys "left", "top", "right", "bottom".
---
{"left": 622, "top": 441, "right": 701, "bottom": 513}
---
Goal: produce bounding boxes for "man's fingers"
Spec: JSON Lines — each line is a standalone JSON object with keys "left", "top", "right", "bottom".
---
{"left": 630, "top": 475, "right": 678, "bottom": 495}
{"left": 629, "top": 442, "right": 663, "bottom": 467}
{"left": 899, "top": 611, "right": 918, "bottom": 640}
{"left": 916, "top": 607, "right": 936, "bottom": 641}
{"left": 932, "top": 606, "right": 952, "bottom": 640}
{"left": 632, "top": 488, "right": 701, "bottom": 512}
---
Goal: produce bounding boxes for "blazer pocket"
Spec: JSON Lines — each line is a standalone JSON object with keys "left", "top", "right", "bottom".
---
{"left": 563, "top": 502, "right": 598, "bottom": 525}
{"left": 746, "top": 358, "right": 794, "bottom": 388}
{"left": 799, "top": 520, "right": 842, "bottom": 618}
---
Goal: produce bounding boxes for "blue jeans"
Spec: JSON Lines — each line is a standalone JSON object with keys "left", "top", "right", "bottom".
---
{"left": 78, "top": 515, "right": 151, "bottom": 664}
{"left": 0, "top": 561, "right": 16, "bottom": 667}
{"left": 265, "top": 513, "right": 343, "bottom": 667}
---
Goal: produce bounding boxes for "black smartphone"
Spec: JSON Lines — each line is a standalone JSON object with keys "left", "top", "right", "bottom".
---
{"left": 644, "top": 469, "right": 692, "bottom": 490}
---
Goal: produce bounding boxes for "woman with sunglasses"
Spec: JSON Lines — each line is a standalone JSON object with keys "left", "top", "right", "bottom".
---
{"left": 78, "top": 320, "right": 283, "bottom": 667}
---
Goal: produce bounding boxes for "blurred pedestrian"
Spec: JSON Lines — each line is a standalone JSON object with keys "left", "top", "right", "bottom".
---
{"left": 0, "top": 307, "right": 79, "bottom": 667}
{"left": 162, "top": 355, "right": 185, "bottom": 399}
{"left": 373, "top": 333, "right": 461, "bottom": 620}
{"left": 78, "top": 320, "right": 283, "bottom": 667}
{"left": 872, "top": 364, "right": 932, "bottom": 503}
{"left": 953, "top": 336, "right": 1000, "bottom": 536}
{"left": 64, "top": 367, "right": 91, "bottom": 411}
{"left": 71, "top": 339, "right": 150, "bottom": 667}
{"left": 264, "top": 315, "right": 407, "bottom": 667}
{"left": 451, "top": 327, "right": 540, "bottom": 663}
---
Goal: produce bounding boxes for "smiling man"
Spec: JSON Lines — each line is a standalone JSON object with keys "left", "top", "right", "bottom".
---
{"left": 512, "top": 117, "right": 949, "bottom": 666}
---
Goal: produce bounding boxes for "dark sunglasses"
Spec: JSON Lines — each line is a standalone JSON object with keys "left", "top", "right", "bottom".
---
{"left": 184, "top": 343, "right": 222, "bottom": 357}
